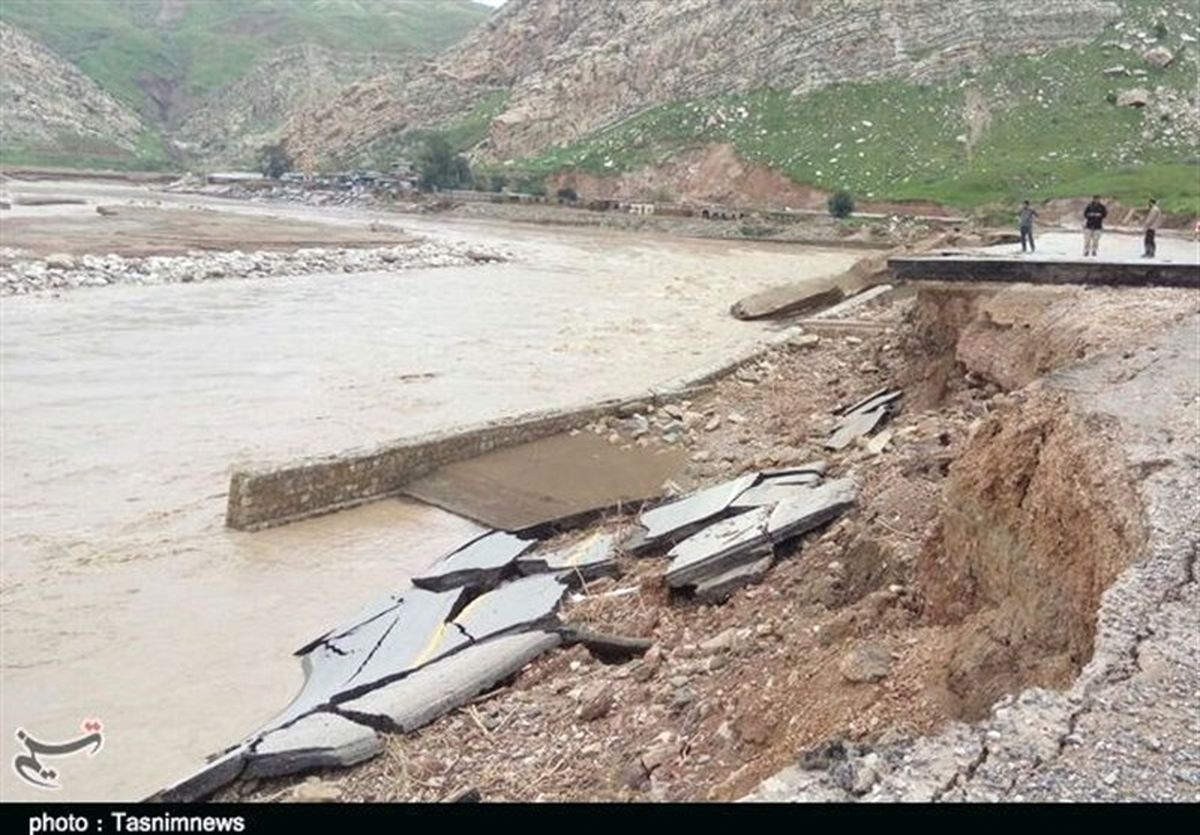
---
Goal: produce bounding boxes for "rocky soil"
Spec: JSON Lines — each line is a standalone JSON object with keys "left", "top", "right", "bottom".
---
{"left": 0, "top": 241, "right": 507, "bottom": 296}
{"left": 229, "top": 280, "right": 1197, "bottom": 803}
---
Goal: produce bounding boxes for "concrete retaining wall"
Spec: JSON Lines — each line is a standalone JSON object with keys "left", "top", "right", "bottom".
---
{"left": 226, "top": 328, "right": 803, "bottom": 531}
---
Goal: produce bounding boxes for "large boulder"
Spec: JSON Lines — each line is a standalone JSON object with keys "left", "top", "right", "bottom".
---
{"left": 1142, "top": 46, "right": 1174, "bottom": 68}
{"left": 1116, "top": 87, "right": 1150, "bottom": 108}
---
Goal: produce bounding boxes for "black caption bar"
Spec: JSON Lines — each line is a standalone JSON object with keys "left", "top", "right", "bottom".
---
{"left": 0, "top": 802, "right": 1174, "bottom": 832}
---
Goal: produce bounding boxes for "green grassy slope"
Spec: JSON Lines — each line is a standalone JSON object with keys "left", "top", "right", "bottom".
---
{"left": 0, "top": 0, "right": 489, "bottom": 121}
{"left": 517, "top": 1, "right": 1200, "bottom": 214}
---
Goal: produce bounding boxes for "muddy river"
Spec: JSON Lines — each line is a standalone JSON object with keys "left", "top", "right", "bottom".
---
{"left": 0, "top": 183, "right": 859, "bottom": 800}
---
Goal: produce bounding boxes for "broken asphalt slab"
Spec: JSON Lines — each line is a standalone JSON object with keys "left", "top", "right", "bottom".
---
{"left": 338, "top": 631, "right": 562, "bottom": 733}
{"left": 263, "top": 586, "right": 464, "bottom": 732}
{"left": 413, "top": 530, "right": 536, "bottom": 591}
{"left": 628, "top": 473, "right": 758, "bottom": 552}
{"left": 667, "top": 478, "right": 857, "bottom": 590}
{"left": 664, "top": 506, "right": 773, "bottom": 588}
{"left": 693, "top": 554, "right": 775, "bottom": 604}
{"left": 826, "top": 389, "right": 902, "bottom": 451}
{"left": 517, "top": 531, "right": 619, "bottom": 584}
{"left": 766, "top": 478, "right": 857, "bottom": 541}
{"left": 244, "top": 712, "right": 383, "bottom": 780}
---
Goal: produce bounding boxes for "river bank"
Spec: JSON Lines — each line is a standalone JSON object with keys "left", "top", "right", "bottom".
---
{"left": 0, "top": 181, "right": 861, "bottom": 801}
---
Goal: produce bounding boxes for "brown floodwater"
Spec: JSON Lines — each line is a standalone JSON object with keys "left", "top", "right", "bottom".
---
{"left": 0, "top": 182, "right": 859, "bottom": 800}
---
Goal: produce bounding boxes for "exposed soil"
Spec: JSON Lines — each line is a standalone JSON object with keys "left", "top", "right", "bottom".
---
{"left": 545, "top": 142, "right": 959, "bottom": 217}
{"left": 230, "top": 280, "right": 1194, "bottom": 804}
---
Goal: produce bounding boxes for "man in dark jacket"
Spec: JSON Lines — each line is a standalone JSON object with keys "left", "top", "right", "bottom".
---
{"left": 1083, "top": 195, "right": 1107, "bottom": 256}
{"left": 1018, "top": 200, "right": 1038, "bottom": 253}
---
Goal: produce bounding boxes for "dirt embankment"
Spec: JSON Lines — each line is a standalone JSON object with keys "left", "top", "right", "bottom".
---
{"left": 231, "top": 280, "right": 1195, "bottom": 804}
{"left": 546, "top": 143, "right": 957, "bottom": 217}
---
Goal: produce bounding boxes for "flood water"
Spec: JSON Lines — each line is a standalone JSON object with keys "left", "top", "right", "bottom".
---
{"left": 0, "top": 184, "right": 859, "bottom": 800}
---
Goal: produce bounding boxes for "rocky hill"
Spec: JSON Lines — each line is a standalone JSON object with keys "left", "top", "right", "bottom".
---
{"left": 0, "top": 0, "right": 491, "bottom": 168}
{"left": 283, "top": 0, "right": 1200, "bottom": 213}
{"left": 0, "top": 22, "right": 162, "bottom": 169}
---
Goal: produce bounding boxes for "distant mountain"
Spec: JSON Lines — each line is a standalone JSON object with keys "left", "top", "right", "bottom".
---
{"left": 282, "top": 0, "right": 1200, "bottom": 213}
{"left": 0, "top": 0, "right": 491, "bottom": 168}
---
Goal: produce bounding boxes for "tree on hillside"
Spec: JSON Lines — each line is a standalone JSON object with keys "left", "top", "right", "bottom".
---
{"left": 417, "top": 134, "right": 472, "bottom": 191}
{"left": 258, "top": 143, "right": 293, "bottom": 179}
{"left": 827, "top": 189, "right": 856, "bottom": 219}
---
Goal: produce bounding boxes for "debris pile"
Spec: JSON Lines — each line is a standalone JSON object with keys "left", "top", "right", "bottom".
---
{"left": 158, "top": 459, "right": 856, "bottom": 802}
{"left": 622, "top": 466, "right": 856, "bottom": 602}
{"left": 825, "top": 387, "right": 903, "bottom": 451}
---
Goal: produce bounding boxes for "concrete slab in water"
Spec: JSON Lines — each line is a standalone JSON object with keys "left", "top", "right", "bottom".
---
{"left": 339, "top": 631, "right": 561, "bottom": 733}
{"left": 517, "top": 531, "right": 619, "bottom": 583}
{"left": 637, "top": 473, "right": 758, "bottom": 546}
{"left": 244, "top": 712, "right": 382, "bottom": 780}
{"left": 664, "top": 506, "right": 772, "bottom": 588}
{"left": 413, "top": 530, "right": 536, "bottom": 591}
{"left": 403, "top": 431, "right": 686, "bottom": 531}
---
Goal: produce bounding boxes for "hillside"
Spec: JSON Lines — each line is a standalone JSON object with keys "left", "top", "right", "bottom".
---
{"left": 0, "top": 0, "right": 491, "bottom": 168}
{"left": 0, "top": 22, "right": 165, "bottom": 170}
{"left": 283, "top": 0, "right": 1200, "bottom": 213}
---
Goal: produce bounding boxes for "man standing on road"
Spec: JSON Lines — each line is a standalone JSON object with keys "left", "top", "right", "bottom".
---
{"left": 1142, "top": 198, "right": 1162, "bottom": 258}
{"left": 1083, "top": 195, "right": 1107, "bottom": 257}
{"left": 1018, "top": 200, "right": 1038, "bottom": 253}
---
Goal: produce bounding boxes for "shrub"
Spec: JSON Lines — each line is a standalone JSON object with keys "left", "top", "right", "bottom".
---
{"left": 257, "top": 143, "right": 293, "bottom": 179}
{"left": 827, "top": 189, "right": 856, "bottom": 219}
{"left": 417, "top": 134, "right": 472, "bottom": 191}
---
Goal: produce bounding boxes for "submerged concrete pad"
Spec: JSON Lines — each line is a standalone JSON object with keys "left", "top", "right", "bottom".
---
{"left": 339, "top": 631, "right": 561, "bottom": 732}
{"left": 517, "top": 531, "right": 619, "bottom": 583}
{"left": 693, "top": 553, "right": 775, "bottom": 603}
{"left": 767, "top": 477, "right": 857, "bottom": 542}
{"left": 664, "top": 506, "right": 772, "bottom": 588}
{"left": 637, "top": 473, "right": 757, "bottom": 547}
{"left": 413, "top": 530, "right": 536, "bottom": 591}
{"left": 403, "top": 430, "right": 686, "bottom": 531}
{"left": 244, "top": 712, "right": 382, "bottom": 780}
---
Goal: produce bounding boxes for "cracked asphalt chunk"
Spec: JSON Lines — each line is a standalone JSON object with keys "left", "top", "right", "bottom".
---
{"left": 636, "top": 473, "right": 758, "bottom": 546}
{"left": 767, "top": 477, "right": 857, "bottom": 542}
{"left": 413, "top": 530, "right": 537, "bottom": 591}
{"left": 259, "top": 586, "right": 463, "bottom": 732}
{"left": 244, "top": 712, "right": 382, "bottom": 780}
{"left": 339, "top": 631, "right": 562, "bottom": 733}
{"left": 517, "top": 531, "right": 619, "bottom": 583}
{"left": 664, "top": 505, "right": 773, "bottom": 588}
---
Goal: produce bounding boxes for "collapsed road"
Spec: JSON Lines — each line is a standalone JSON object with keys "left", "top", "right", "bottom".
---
{"left": 213, "top": 276, "right": 1198, "bottom": 803}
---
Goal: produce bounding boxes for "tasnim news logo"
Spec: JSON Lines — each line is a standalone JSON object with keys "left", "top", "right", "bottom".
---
{"left": 12, "top": 720, "right": 104, "bottom": 790}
